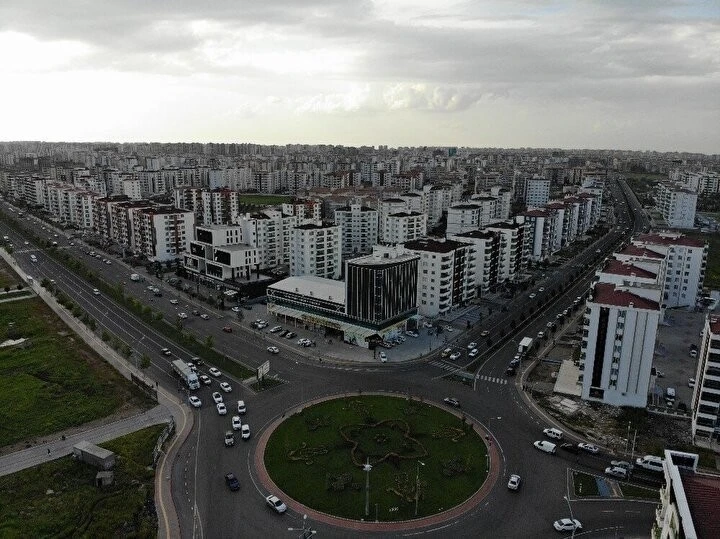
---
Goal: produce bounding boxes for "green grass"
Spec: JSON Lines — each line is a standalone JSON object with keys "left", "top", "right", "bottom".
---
{"left": 238, "top": 195, "right": 292, "bottom": 206}
{"left": 264, "top": 395, "right": 487, "bottom": 521}
{"left": 620, "top": 483, "right": 659, "bottom": 500}
{"left": 572, "top": 471, "right": 600, "bottom": 496}
{"left": 0, "top": 298, "right": 153, "bottom": 448}
{"left": 0, "top": 424, "right": 163, "bottom": 538}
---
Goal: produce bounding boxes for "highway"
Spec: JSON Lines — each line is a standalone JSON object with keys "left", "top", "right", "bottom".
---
{"left": 0, "top": 177, "right": 659, "bottom": 537}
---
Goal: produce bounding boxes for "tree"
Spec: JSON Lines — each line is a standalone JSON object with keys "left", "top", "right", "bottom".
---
{"left": 140, "top": 354, "right": 151, "bottom": 369}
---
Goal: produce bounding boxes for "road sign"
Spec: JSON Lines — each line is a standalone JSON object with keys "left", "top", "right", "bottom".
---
{"left": 257, "top": 360, "right": 270, "bottom": 380}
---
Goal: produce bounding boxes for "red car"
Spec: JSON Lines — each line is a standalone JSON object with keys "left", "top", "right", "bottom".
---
{"left": 222, "top": 326, "right": 233, "bottom": 333}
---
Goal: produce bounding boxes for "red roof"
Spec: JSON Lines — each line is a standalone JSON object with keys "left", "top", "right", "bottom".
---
{"left": 636, "top": 233, "right": 705, "bottom": 248}
{"left": 680, "top": 473, "right": 720, "bottom": 539}
{"left": 591, "top": 283, "right": 660, "bottom": 310}
{"left": 602, "top": 259, "right": 657, "bottom": 279}
{"left": 710, "top": 316, "right": 720, "bottom": 335}
{"left": 618, "top": 245, "right": 665, "bottom": 259}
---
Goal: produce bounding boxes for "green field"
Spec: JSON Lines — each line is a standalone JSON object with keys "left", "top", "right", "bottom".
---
{"left": 0, "top": 298, "right": 153, "bottom": 448}
{"left": 0, "top": 424, "right": 163, "bottom": 538}
{"left": 620, "top": 483, "right": 659, "bottom": 501}
{"left": 238, "top": 195, "right": 292, "bottom": 206}
{"left": 264, "top": 395, "right": 487, "bottom": 521}
{"left": 572, "top": 471, "right": 600, "bottom": 496}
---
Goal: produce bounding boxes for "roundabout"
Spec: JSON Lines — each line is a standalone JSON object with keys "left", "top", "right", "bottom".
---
{"left": 254, "top": 392, "right": 501, "bottom": 532}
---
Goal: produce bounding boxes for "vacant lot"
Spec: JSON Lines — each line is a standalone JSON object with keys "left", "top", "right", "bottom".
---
{"left": 265, "top": 395, "right": 487, "bottom": 521}
{"left": 0, "top": 424, "right": 163, "bottom": 537}
{"left": 0, "top": 297, "right": 152, "bottom": 449}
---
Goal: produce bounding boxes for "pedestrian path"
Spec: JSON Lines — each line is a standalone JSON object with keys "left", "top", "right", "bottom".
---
{"left": 476, "top": 375, "right": 508, "bottom": 385}
{"left": 428, "top": 359, "right": 463, "bottom": 372}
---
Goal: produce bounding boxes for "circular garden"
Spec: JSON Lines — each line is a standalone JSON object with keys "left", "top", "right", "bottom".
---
{"left": 264, "top": 394, "right": 489, "bottom": 521}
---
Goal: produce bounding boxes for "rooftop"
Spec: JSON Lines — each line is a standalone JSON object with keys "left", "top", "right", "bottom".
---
{"left": 679, "top": 473, "right": 720, "bottom": 539}
{"left": 601, "top": 259, "right": 658, "bottom": 279}
{"left": 522, "top": 209, "right": 550, "bottom": 217}
{"left": 404, "top": 237, "right": 471, "bottom": 253}
{"left": 617, "top": 245, "right": 665, "bottom": 259}
{"left": 268, "top": 276, "right": 345, "bottom": 304}
{"left": 590, "top": 282, "right": 660, "bottom": 310}
{"left": 347, "top": 250, "right": 419, "bottom": 267}
{"left": 450, "top": 230, "right": 496, "bottom": 240}
{"left": 710, "top": 315, "right": 720, "bottom": 335}
{"left": 636, "top": 233, "right": 705, "bottom": 248}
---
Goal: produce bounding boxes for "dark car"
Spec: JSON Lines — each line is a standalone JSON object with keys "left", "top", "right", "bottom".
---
{"left": 505, "top": 366, "right": 516, "bottom": 376}
{"left": 225, "top": 472, "right": 240, "bottom": 491}
{"left": 560, "top": 443, "right": 580, "bottom": 454}
{"left": 222, "top": 326, "right": 233, "bottom": 333}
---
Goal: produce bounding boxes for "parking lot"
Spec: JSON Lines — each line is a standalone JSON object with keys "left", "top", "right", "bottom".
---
{"left": 651, "top": 310, "right": 707, "bottom": 410}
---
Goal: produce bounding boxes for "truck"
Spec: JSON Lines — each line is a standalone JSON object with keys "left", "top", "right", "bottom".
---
{"left": 518, "top": 337, "right": 533, "bottom": 355}
{"left": 172, "top": 359, "right": 200, "bottom": 390}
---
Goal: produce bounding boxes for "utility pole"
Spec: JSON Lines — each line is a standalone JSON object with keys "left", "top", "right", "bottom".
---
{"left": 363, "top": 458, "right": 372, "bottom": 517}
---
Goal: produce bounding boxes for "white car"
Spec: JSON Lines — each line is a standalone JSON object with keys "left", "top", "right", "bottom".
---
{"left": 578, "top": 442, "right": 600, "bottom": 454}
{"left": 199, "top": 374, "right": 211, "bottom": 385}
{"left": 170, "top": 299, "right": 178, "bottom": 305}
{"left": 297, "top": 338, "right": 311, "bottom": 346}
{"left": 161, "top": 348, "right": 172, "bottom": 356}
{"left": 212, "top": 392, "right": 223, "bottom": 404}
{"left": 237, "top": 400, "right": 246, "bottom": 414}
{"left": 406, "top": 331, "right": 419, "bottom": 338}
{"left": 178, "top": 312, "right": 188, "bottom": 319}
{"left": 507, "top": 474, "right": 521, "bottom": 491}
{"left": 467, "top": 342, "right": 477, "bottom": 350}
{"left": 216, "top": 402, "right": 227, "bottom": 415}
{"left": 241, "top": 423, "right": 250, "bottom": 440}
{"left": 189, "top": 396, "right": 202, "bottom": 408}
{"left": 379, "top": 351, "right": 387, "bottom": 362}
{"left": 232, "top": 416, "right": 242, "bottom": 430}
{"left": 449, "top": 352, "right": 462, "bottom": 361}
{"left": 200, "top": 313, "right": 210, "bottom": 320}
{"left": 266, "top": 494, "right": 287, "bottom": 514}
{"left": 605, "top": 466, "right": 628, "bottom": 479}
{"left": 220, "top": 382, "right": 232, "bottom": 393}
{"left": 231, "top": 306, "right": 241, "bottom": 312}
{"left": 529, "top": 293, "right": 537, "bottom": 299}
{"left": 553, "top": 519, "right": 582, "bottom": 532}
{"left": 269, "top": 326, "right": 282, "bottom": 333}
{"left": 92, "top": 288, "right": 101, "bottom": 295}
{"left": 209, "top": 367, "right": 222, "bottom": 377}
{"left": 468, "top": 348, "right": 479, "bottom": 358}
{"left": 543, "top": 427, "right": 563, "bottom": 440}
{"left": 267, "top": 346, "right": 280, "bottom": 354}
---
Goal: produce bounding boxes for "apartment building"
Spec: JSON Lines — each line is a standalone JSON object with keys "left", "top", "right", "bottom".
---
{"left": 523, "top": 177, "right": 551, "bottom": 208}
{"left": 132, "top": 206, "right": 195, "bottom": 262}
{"left": 282, "top": 200, "right": 322, "bottom": 222}
{"left": 447, "top": 229, "right": 499, "bottom": 295}
{"left": 183, "top": 224, "right": 259, "bottom": 281}
{"left": 404, "top": 237, "right": 476, "bottom": 317}
{"left": 446, "top": 197, "right": 499, "bottom": 235}
{"left": 382, "top": 211, "right": 427, "bottom": 245}
{"left": 290, "top": 222, "right": 342, "bottom": 279}
{"left": 485, "top": 218, "right": 527, "bottom": 282}
{"left": 690, "top": 314, "right": 720, "bottom": 448}
{"left": 521, "top": 209, "right": 557, "bottom": 262}
{"left": 580, "top": 282, "right": 661, "bottom": 408}
{"left": 333, "top": 203, "right": 379, "bottom": 258}
{"left": 656, "top": 183, "right": 697, "bottom": 229}
{"left": 236, "top": 210, "right": 298, "bottom": 269}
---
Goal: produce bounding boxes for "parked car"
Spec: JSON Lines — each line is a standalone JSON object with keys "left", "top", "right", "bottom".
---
{"left": 480, "top": 330, "right": 490, "bottom": 337}
{"left": 232, "top": 416, "right": 242, "bottom": 430}
{"left": 200, "top": 313, "right": 210, "bottom": 320}
{"left": 468, "top": 348, "right": 479, "bottom": 358}
{"left": 443, "top": 397, "right": 460, "bottom": 407}
{"left": 507, "top": 474, "right": 521, "bottom": 491}
{"left": 199, "top": 374, "right": 211, "bottom": 385}
{"left": 578, "top": 442, "right": 600, "bottom": 454}
{"left": 269, "top": 326, "right": 282, "bottom": 333}
{"left": 266, "top": 494, "right": 287, "bottom": 514}
{"left": 285, "top": 332, "right": 297, "bottom": 339}
{"left": 267, "top": 346, "right": 280, "bottom": 354}
{"left": 170, "top": 299, "right": 179, "bottom": 305}
{"left": 467, "top": 342, "right": 478, "bottom": 350}
{"left": 449, "top": 352, "right": 462, "bottom": 361}
{"left": 237, "top": 400, "right": 246, "bottom": 414}
{"left": 543, "top": 428, "right": 563, "bottom": 440}
{"left": 225, "top": 472, "right": 240, "bottom": 491}
{"left": 379, "top": 351, "right": 387, "bottom": 362}
{"left": 178, "top": 312, "right": 188, "bottom": 319}
{"left": 605, "top": 466, "right": 628, "bottom": 479}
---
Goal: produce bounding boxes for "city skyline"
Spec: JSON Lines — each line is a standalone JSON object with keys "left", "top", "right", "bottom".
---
{"left": 1, "top": 1, "right": 718, "bottom": 153}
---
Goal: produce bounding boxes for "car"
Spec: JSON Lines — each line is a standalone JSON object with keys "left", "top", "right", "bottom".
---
{"left": 232, "top": 416, "right": 242, "bottom": 430}
{"left": 216, "top": 402, "right": 227, "bottom": 415}
{"left": 605, "top": 466, "right": 628, "bottom": 479}
{"left": 266, "top": 494, "right": 287, "bottom": 514}
{"left": 209, "top": 367, "right": 222, "bottom": 377}
{"left": 611, "top": 460, "right": 633, "bottom": 470}
{"left": 406, "top": 331, "right": 419, "bottom": 338}
{"left": 553, "top": 518, "right": 582, "bottom": 532}
{"left": 285, "top": 331, "right": 296, "bottom": 339}
{"left": 505, "top": 366, "right": 516, "bottom": 376}
{"left": 212, "top": 392, "right": 223, "bottom": 404}
{"left": 688, "top": 378, "right": 696, "bottom": 388}
{"left": 220, "top": 382, "right": 232, "bottom": 393}
{"left": 467, "top": 342, "right": 478, "bottom": 350}
{"left": 543, "top": 428, "right": 563, "bottom": 440}
{"left": 468, "top": 348, "right": 479, "bottom": 358}
{"left": 537, "top": 331, "right": 545, "bottom": 339}
{"left": 105, "top": 259, "right": 111, "bottom": 265}
{"left": 480, "top": 330, "right": 490, "bottom": 337}
{"left": 449, "top": 352, "right": 462, "bottom": 361}
{"left": 231, "top": 306, "right": 241, "bottom": 312}
{"left": 200, "top": 313, "right": 210, "bottom": 320}
{"left": 241, "top": 423, "right": 250, "bottom": 440}
{"left": 278, "top": 330, "right": 289, "bottom": 337}
{"left": 507, "top": 474, "right": 521, "bottom": 491}
{"left": 529, "top": 293, "right": 537, "bottom": 299}
{"left": 560, "top": 443, "right": 580, "bottom": 454}
{"left": 443, "top": 397, "right": 461, "bottom": 407}
{"left": 237, "top": 400, "right": 246, "bottom": 414}
{"left": 423, "top": 321, "right": 434, "bottom": 328}
{"left": 161, "top": 347, "right": 172, "bottom": 356}
{"left": 379, "top": 351, "right": 387, "bottom": 362}
{"left": 578, "top": 442, "right": 600, "bottom": 454}
{"left": 169, "top": 299, "right": 179, "bottom": 305}
{"left": 267, "top": 346, "right": 280, "bottom": 354}
{"left": 191, "top": 309, "right": 200, "bottom": 316}
{"left": 187, "top": 362, "right": 197, "bottom": 372}
{"left": 297, "top": 338, "right": 311, "bottom": 346}
{"left": 509, "top": 357, "right": 521, "bottom": 368}
{"left": 556, "top": 312, "right": 564, "bottom": 320}
{"left": 224, "top": 430, "right": 235, "bottom": 447}
{"left": 199, "top": 374, "right": 211, "bottom": 385}
{"left": 269, "top": 326, "right": 282, "bottom": 333}
{"left": 444, "top": 325, "right": 454, "bottom": 332}
{"left": 225, "top": 472, "right": 240, "bottom": 491}
{"left": 546, "top": 321, "right": 554, "bottom": 328}
{"left": 441, "top": 347, "right": 453, "bottom": 358}
{"left": 189, "top": 396, "right": 202, "bottom": 408}
{"left": 92, "top": 288, "right": 101, "bottom": 295}
{"left": 534, "top": 440, "right": 557, "bottom": 454}
{"left": 24, "top": 241, "right": 29, "bottom": 246}
{"left": 178, "top": 312, "right": 188, "bottom": 319}
{"left": 538, "top": 287, "right": 545, "bottom": 292}
{"left": 222, "top": 326, "right": 233, "bottom": 333}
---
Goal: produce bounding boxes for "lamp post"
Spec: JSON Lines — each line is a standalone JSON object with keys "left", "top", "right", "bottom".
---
{"left": 414, "top": 460, "right": 425, "bottom": 516}
{"left": 363, "top": 458, "right": 372, "bottom": 518}
{"left": 564, "top": 495, "right": 576, "bottom": 539}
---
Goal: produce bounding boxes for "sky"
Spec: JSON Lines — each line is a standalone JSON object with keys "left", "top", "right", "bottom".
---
{"left": 0, "top": 0, "right": 718, "bottom": 153}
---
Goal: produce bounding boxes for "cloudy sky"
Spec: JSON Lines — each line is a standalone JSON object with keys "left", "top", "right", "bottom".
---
{"left": 1, "top": 1, "right": 718, "bottom": 152}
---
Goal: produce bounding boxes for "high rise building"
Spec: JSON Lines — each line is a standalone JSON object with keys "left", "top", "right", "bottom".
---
{"left": 290, "top": 222, "right": 342, "bottom": 279}
{"left": 334, "top": 203, "right": 379, "bottom": 258}
{"left": 690, "top": 314, "right": 720, "bottom": 448}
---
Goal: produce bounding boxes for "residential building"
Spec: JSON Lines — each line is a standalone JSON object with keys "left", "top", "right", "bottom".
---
{"left": 334, "top": 203, "right": 379, "bottom": 258}
{"left": 446, "top": 197, "right": 499, "bottom": 235}
{"left": 656, "top": 183, "right": 697, "bottom": 229}
{"left": 132, "top": 206, "right": 195, "bottom": 262}
{"left": 183, "top": 224, "right": 259, "bottom": 281}
{"left": 290, "top": 222, "right": 342, "bottom": 279}
{"left": 485, "top": 218, "right": 528, "bottom": 282}
{"left": 447, "top": 229, "right": 499, "bottom": 295}
{"left": 236, "top": 210, "right": 298, "bottom": 269}
{"left": 382, "top": 211, "right": 427, "bottom": 245}
{"left": 690, "top": 314, "right": 720, "bottom": 448}
{"left": 523, "top": 177, "right": 551, "bottom": 208}
{"left": 521, "top": 209, "right": 557, "bottom": 262}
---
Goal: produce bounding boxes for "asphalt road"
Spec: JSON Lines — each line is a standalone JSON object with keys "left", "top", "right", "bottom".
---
{"left": 0, "top": 179, "right": 658, "bottom": 538}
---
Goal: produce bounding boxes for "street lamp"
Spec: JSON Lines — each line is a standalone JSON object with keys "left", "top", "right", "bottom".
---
{"left": 363, "top": 458, "right": 372, "bottom": 517}
{"left": 563, "top": 495, "right": 576, "bottom": 539}
{"left": 414, "top": 460, "right": 425, "bottom": 516}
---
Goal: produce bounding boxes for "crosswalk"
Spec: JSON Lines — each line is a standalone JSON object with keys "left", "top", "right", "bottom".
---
{"left": 476, "top": 375, "right": 508, "bottom": 385}
{"left": 428, "top": 361, "right": 508, "bottom": 385}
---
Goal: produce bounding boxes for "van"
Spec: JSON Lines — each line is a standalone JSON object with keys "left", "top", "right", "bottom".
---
{"left": 534, "top": 440, "right": 557, "bottom": 454}
{"left": 635, "top": 455, "right": 664, "bottom": 473}
{"left": 543, "top": 427, "right": 564, "bottom": 440}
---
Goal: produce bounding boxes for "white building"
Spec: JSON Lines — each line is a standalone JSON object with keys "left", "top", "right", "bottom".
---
{"left": 524, "top": 177, "right": 551, "bottom": 208}
{"left": 334, "top": 203, "right": 379, "bottom": 258}
{"left": 447, "top": 230, "right": 498, "bottom": 295}
{"left": 404, "top": 237, "right": 476, "bottom": 317}
{"left": 382, "top": 211, "right": 427, "bottom": 245}
{"left": 580, "top": 282, "right": 661, "bottom": 408}
{"left": 446, "top": 197, "right": 499, "bottom": 235}
{"left": 485, "top": 218, "right": 528, "bottom": 283}
{"left": 290, "top": 222, "right": 342, "bottom": 279}
{"left": 236, "top": 210, "right": 298, "bottom": 269}
{"left": 521, "top": 209, "right": 558, "bottom": 262}
{"left": 656, "top": 183, "right": 697, "bottom": 229}
{"left": 132, "top": 206, "right": 195, "bottom": 262}
{"left": 690, "top": 314, "right": 720, "bottom": 448}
